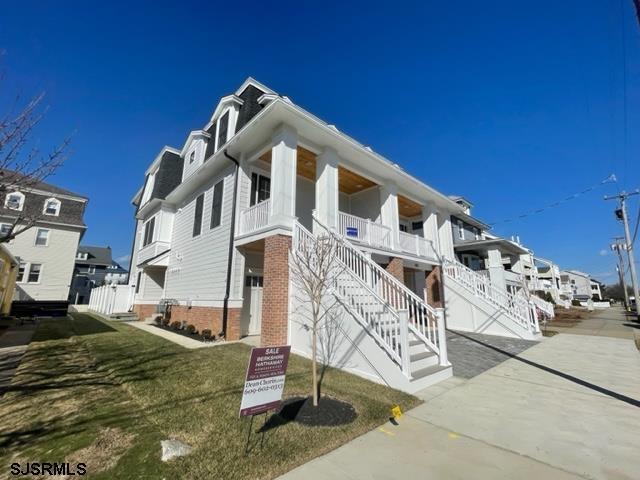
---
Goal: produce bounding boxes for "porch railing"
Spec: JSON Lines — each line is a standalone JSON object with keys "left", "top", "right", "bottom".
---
{"left": 338, "top": 211, "right": 392, "bottom": 249}
{"left": 239, "top": 199, "right": 270, "bottom": 235}
{"left": 399, "top": 231, "right": 437, "bottom": 260}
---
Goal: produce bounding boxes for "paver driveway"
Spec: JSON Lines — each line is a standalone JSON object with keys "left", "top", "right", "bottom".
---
{"left": 280, "top": 307, "right": 640, "bottom": 480}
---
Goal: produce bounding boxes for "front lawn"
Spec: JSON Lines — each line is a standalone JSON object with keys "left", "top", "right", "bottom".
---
{"left": 0, "top": 313, "right": 419, "bottom": 479}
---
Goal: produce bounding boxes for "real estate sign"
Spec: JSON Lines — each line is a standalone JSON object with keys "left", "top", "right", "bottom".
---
{"left": 239, "top": 346, "right": 291, "bottom": 417}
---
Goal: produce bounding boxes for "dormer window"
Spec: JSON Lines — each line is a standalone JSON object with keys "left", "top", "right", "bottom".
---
{"left": 43, "top": 198, "right": 61, "bottom": 216}
{"left": 189, "top": 150, "right": 196, "bottom": 164}
{"left": 77, "top": 252, "right": 88, "bottom": 260}
{"left": 5, "top": 192, "right": 25, "bottom": 211}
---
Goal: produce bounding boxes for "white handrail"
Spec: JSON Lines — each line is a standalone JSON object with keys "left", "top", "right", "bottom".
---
{"left": 530, "top": 294, "right": 555, "bottom": 319}
{"left": 314, "top": 215, "right": 445, "bottom": 359}
{"left": 293, "top": 222, "right": 405, "bottom": 369}
{"left": 240, "top": 199, "right": 270, "bottom": 235}
{"left": 442, "top": 258, "right": 538, "bottom": 332}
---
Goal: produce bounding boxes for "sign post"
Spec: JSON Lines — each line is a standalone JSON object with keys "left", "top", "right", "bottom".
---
{"left": 239, "top": 346, "right": 291, "bottom": 452}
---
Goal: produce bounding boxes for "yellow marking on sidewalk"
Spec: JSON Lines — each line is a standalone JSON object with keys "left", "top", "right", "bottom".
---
{"left": 379, "top": 427, "right": 396, "bottom": 437}
{"left": 448, "top": 432, "right": 460, "bottom": 439}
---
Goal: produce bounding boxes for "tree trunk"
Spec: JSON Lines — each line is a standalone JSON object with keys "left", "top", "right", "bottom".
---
{"left": 312, "top": 326, "right": 318, "bottom": 407}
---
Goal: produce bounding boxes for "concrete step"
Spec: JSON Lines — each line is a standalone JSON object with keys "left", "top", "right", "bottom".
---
{"left": 411, "top": 363, "right": 450, "bottom": 381}
{"left": 410, "top": 350, "right": 439, "bottom": 371}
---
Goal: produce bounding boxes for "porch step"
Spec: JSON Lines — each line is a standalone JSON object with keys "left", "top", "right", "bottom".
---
{"left": 410, "top": 350, "right": 439, "bottom": 371}
{"left": 411, "top": 364, "right": 451, "bottom": 381}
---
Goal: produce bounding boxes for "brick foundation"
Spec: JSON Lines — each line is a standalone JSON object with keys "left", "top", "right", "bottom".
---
{"left": 261, "top": 234, "right": 291, "bottom": 346}
{"left": 426, "top": 266, "right": 444, "bottom": 308}
{"left": 385, "top": 257, "right": 404, "bottom": 285}
{"left": 167, "top": 305, "right": 241, "bottom": 340}
{"left": 133, "top": 304, "right": 156, "bottom": 321}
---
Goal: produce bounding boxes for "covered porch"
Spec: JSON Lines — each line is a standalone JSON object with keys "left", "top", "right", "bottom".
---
{"left": 454, "top": 238, "right": 529, "bottom": 294}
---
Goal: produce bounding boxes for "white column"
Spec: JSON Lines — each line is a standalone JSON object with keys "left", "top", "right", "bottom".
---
{"left": 422, "top": 205, "right": 441, "bottom": 259}
{"left": 437, "top": 215, "right": 455, "bottom": 261}
{"left": 315, "top": 147, "right": 339, "bottom": 232}
{"left": 511, "top": 254, "right": 524, "bottom": 274}
{"left": 487, "top": 248, "right": 507, "bottom": 292}
{"left": 379, "top": 182, "right": 400, "bottom": 249}
{"left": 269, "top": 125, "right": 298, "bottom": 229}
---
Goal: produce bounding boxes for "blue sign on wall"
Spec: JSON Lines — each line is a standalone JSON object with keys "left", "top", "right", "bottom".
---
{"left": 346, "top": 226, "right": 358, "bottom": 237}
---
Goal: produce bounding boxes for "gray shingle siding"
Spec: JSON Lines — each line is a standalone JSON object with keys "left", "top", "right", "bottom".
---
{"left": 0, "top": 190, "right": 86, "bottom": 227}
{"left": 151, "top": 151, "right": 184, "bottom": 200}
{"left": 235, "top": 84, "right": 265, "bottom": 131}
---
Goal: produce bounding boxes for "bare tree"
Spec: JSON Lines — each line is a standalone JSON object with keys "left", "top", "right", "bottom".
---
{"left": 290, "top": 231, "right": 346, "bottom": 407}
{"left": 0, "top": 68, "right": 71, "bottom": 243}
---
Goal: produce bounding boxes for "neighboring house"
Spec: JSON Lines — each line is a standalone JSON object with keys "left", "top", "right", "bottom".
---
{"left": 560, "top": 270, "right": 593, "bottom": 301}
{"left": 0, "top": 244, "right": 18, "bottom": 314}
{"left": 590, "top": 279, "right": 603, "bottom": 301}
{"left": 118, "top": 77, "right": 547, "bottom": 393}
{"left": 69, "top": 246, "right": 114, "bottom": 304}
{"left": 0, "top": 175, "right": 87, "bottom": 301}
{"left": 105, "top": 261, "right": 128, "bottom": 285}
{"left": 448, "top": 196, "right": 531, "bottom": 295}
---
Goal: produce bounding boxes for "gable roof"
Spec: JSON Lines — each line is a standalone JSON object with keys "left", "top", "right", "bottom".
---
{"left": 76, "top": 245, "right": 112, "bottom": 266}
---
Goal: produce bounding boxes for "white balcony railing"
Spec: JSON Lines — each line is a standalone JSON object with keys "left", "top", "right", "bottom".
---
{"left": 338, "top": 211, "right": 392, "bottom": 249}
{"left": 399, "top": 231, "right": 438, "bottom": 260}
{"left": 239, "top": 199, "right": 270, "bottom": 235}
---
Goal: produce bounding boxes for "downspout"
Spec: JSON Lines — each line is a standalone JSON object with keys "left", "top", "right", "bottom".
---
{"left": 222, "top": 149, "right": 240, "bottom": 339}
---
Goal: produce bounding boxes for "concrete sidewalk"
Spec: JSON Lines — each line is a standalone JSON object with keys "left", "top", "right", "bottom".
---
{"left": 0, "top": 320, "right": 38, "bottom": 397}
{"left": 280, "top": 318, "right": 640, "bottom": 479}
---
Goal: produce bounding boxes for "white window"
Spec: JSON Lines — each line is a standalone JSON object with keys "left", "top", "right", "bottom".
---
{"left": 0, "top": 223, "right": 12, "bottom": 237}
{"left": 457, "top": 219, "right": 465, "bottom": 240}
{"left": 189, "top": 150, "right": 196, "bottom": 164}
{"left": 77, "top": 252, "right": 88, "bottom": 260}
{"left": 35, "top": 228, "right": 50, "bottom": 246}
{"left": 474, "top": 227, "right": 480, "bottom": 240}
{"left": 88, "top": 265, "right": 96, "bottom": 274}
{"left": 43, "top": 197, "right": 61, "bottom": 216}
{"left": 16, "top": 262, "right": 26, "bottom": 283}
{"left": 5, "top": 191, "right": 25, "bottom": 211}
{"left": 27, "top": 263, "right": 42, "bottom": 283}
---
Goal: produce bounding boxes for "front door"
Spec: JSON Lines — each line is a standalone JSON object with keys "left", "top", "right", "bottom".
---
{"left": 241, "top": 270, "right": 263, "bottom": 336}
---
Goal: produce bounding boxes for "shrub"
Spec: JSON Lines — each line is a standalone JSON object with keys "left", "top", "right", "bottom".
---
{"left": 201, "top": 329, "right": 214, "bottom": 340}
{"left": 186, "top": 324, "right": 196, "bottom": 334}
{"left": 571, "top": 299, "right": 582, "bottom": 307}
{"left": 170, "top": 321, "right": 182, "bottom": 330}
{"left": 153, "top": 316, "right": 162, "bottom": 326}
{"left": 161, "top": 317, "right": 170, "bottom": 326}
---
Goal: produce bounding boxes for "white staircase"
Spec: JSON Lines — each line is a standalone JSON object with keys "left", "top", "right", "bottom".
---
{"left": 442, "top": 258, "right": 542, "bottom": 340}
{"left": 292, "top": 219, "right": 451, "bottom": 392}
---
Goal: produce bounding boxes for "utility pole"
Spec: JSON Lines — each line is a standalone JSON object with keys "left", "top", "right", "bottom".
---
{"left": 605, "top": 190, "right": 640, "bottom": 319}
{"left": 611, "top": 237, "right": 630, "bottom": 310}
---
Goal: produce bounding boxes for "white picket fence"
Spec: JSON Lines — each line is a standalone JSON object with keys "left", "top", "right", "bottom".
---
{"left": 88, "top": 284, "right": 135, "bottom": 315}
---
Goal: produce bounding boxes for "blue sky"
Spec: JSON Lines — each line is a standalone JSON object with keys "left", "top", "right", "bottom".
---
{"left": 1, "top": 1, "right": 638, "bottom": 284}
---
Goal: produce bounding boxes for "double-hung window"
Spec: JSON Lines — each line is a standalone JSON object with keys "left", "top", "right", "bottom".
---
{"left": 457, "top": 219, "right": 465, "bottom": 240}
{"left": 143, "top": 217, "right": 155, "bottom": 247}
{"left": 193, "top": 194, "right": 204, "bottom": 237}
{"left": 17, "top": 262, "right": 26, "bottom": 283}
{"left": 210, "top": 180, "right": 224, "bottom": 229}
{"left": 35, "top": 228, "right": 50, "bottom": 246}
{"left": 43, "top": 198, "right": 61, "bottom": 216}
{"left": 27, "top": 264, "right": 42, "bottom": 283}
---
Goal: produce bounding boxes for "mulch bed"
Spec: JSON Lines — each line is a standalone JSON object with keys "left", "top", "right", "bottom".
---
{"left": 262, "top": 396, "right": 357, "bottom": 430}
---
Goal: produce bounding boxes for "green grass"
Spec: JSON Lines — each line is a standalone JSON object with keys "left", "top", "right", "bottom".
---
{"left": 0, "top": 313, "right": 420, "bottom": 479}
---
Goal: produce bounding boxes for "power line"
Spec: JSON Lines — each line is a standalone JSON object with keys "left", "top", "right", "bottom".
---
{"left": 489, "top": 174, "right": 617, "bottom": 226}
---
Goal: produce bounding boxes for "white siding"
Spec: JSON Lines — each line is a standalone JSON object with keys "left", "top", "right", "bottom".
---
{"left": 8, "top": 223, "right": 81, "bottom": 301}
{"left": 182, "top": 138, "right": 207, "bottom": 181}
{"left": 164, "top": 164, "right": 236, "bottom": 304}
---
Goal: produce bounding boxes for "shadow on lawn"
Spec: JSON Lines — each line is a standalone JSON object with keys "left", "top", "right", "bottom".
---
{"left": 453, "top": 331, "right": 640, "bottom": 408}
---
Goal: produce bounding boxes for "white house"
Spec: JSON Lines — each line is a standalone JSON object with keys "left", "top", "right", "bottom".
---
{"left": 118, "top": 78, "right": 546, "bottom": 393}
{"left": 0, "top": 175, "right": 87, "bottom": 302}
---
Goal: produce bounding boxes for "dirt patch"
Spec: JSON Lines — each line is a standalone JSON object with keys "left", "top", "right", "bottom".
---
{"left": 55, "top": 428, "right": 135, "bottom": 478}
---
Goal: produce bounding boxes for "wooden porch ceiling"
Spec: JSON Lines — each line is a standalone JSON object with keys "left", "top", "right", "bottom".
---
{"left": 398, "top": 195, "right": 422, "bottom": 218}
{"left": 260, "top": 146, "right": 377, "bottom": 194}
